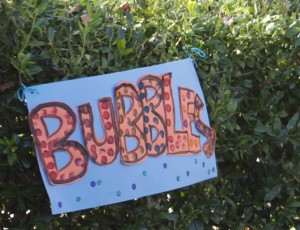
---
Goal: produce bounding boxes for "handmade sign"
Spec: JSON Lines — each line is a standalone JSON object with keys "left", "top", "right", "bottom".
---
{"left": 25, "top": 58, "right": 217, "bottom": 214}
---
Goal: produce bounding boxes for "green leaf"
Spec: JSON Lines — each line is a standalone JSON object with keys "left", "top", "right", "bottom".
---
{"left": 188, "top": 221, "right": 204, "bottom": 230}
{"left": 102, "top": 56, "right": 108, "bottom": 67}
{"left": 286, "top": 25, "right": 300, "bottom": 38}
{"left": 29, "top": 41, "right": 46, "bottom": 47}
{"left": 236, "top": 59, "right": 245, "bottom": 68}
{"left": 209, "top": 214, "right": 220, "bottom": 224}
{"left": 125, "top": 11, "right": 133, "bottom": 28}
{"left": 288, "top": 136, "right": 300, "bottom": 145}
{"left": 85, "top": 54, "right": 91, "bottom": 62}
{"left": 239, "top": 135, "right": 252, "bottom": 145}
{"left": 272, "top": 117, "right": 281, "bottom": 135}
{"left": 287, "top": 201, "right": 300, "bottom": 208}
{"left": 117, "top": 28, "right": 125, "bottom": 39}
{"left": 205, "top": 38, "right": 221, "bottom": 46}
{"left": 227, "top": 98, "right": 238, "bottom": 112}
{"left": 123, "top": 48, "right": 133, "bottom": 56}
{"left": 117, "top": 39, "right": 126, "bottom": 51}
{"left": 145, "top": 26, "right": 156, "bottom": 38}
{"left": 18, "top": 194, "right": 26, "bottom": 211}
{"left": 35, "top": 2, "right": 48, "bottom": 14}
{"left": 201, "top": 213, "right": 209, "bottom": 224}
{"left": 27, "top": 65, "right": 43, "bottom": 75}
{"left": 295, "top": 66, "right": 300, "bottom": 75}
{"left": 286, "top": 112, "right": 299, "bottom": 130}
{"left": 254, "top": 121, "right": 271, "bottom": 133}
{"left": 7, "top": 152, "right": 18, "bottom": 166}
{"left": 77, "top": 219, "right": 99, "bottom": 228}
{"left": 262, "top": 143, "right": 270, "bottom": 154}
{"left": 34, "top": 18, "right": 47, "bottom": 28}
{"left": 243, "top": 79, "right": 253, "bottom": 88}
{"left": 19, "top": 52, "right": 32, "bottom": 66}
{"left": 101, "top": 47, "right": 113, "bottom": 53}
{"left": 162, "top": 212, "right": 179, "bottom": 222}
{"left": 48, "top": 27, "right": 54, "bottom": 42}
{"left": 180, "top": 191, "right": 185, "bottom": 197}
{"left": 244, "top": 207, "right": 254, "bottom": 221}
{"left": 89, "top": 17, "right": 103, "bottom": 28}
{"left": 265, "top": 184, "right": 281, "bottom": 201}
{"left": 295, "top": 38, "right": 300, "bottom": 47}
{"left": 224, "top": 195, "right": 236, "bottom": 207}
{"left": 21, "top": 157, "right": 31, "bottom": 169}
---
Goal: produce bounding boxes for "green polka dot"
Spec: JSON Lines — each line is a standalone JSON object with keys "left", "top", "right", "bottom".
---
{"left": 97, "top": 180, "right": 102, "bottom": 185}
{"left": 208, "top": 169, "right": 211, "bottom": 175}
{"left": 194, "top": 158, "right": 198, "bottom": 164}
{"left": 143, "top": 170, "right": 147, "bottom": 176}
{"left": 76, "top": 196, "right": 81, "bottom": 202}
{"left": 176, "top": 176, "right": 180, "bottom": 182}
{"left": 116, "top": 191, "right": 121, "bottom": 196}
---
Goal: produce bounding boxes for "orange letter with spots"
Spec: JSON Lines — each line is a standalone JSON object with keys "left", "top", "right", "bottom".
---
{"left": 78, "top": 98, "right": 118, "bottom": 166}
{"left": 138, "top": 75, "right": 167, "bottom": 156}
{"left": 28, "top": 102, "right": 88, "bottom": 185}
{"left": 194, "top": 95, "right": 216, "bottom": 158}
{"left": 162, "top": 73, "right": 189, "bottom": 154}
{"left": 179, "top": 88, "right": 201, "bottom": 153}
{"left": 115, "top": 83, "right": 147, "bottom": 164}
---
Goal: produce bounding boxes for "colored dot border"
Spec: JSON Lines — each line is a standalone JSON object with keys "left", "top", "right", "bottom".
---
{"left": 57, "top": 161, "right": 217, "bottom": 209}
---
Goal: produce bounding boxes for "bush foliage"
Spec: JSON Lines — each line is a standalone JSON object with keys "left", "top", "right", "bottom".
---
{"left": 1, "top": 0, "right": 300, "bottom": 229}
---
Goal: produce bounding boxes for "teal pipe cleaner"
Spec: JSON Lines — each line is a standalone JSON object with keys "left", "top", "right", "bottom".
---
{"left": 17, "top": 83, "right": 39, "bottom": 102}
{"left": 188, "top": 47, "right": 206, "bottom": 68}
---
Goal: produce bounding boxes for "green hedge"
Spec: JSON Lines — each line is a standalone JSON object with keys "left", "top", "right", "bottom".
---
{"left": 1, "top": 0, "right": 300, "bottom": 229}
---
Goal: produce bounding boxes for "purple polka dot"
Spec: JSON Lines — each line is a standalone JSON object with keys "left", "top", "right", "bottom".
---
{"left": 146, "top": 143, "right": 152, "bottom": 150}
{"left": 132, "top": 184, "right": 136, "bottom": 190}
{"left": 163, "top": 163, "right": 167, "bottom": 168}
{"left": 212, "top": 167, "right": 215, "bottom": 172}
{"left": 144, "top": 106, "right": 149, "bottom": 113}
{"left": 139, "top": 82, "right": 145, "bottom": 90}
{"left": 154, "top": 145, "right": 160, "bottom": 153}
{"left": 159, "top": 130, "right": 164, "bottom": 138}
{"left": 186, "top": 171, "right": 190, "bottom": 177}
{"left": 143, "top": 116, "right": 149, "bottom": 123}
{"left": 183, "top": 120, "right": 188, "bottom": 128}
{"left": 187, "top": 92, "right": 191, "bottom": 99}
{"left": 75, "top": 158, "right": 83, "bottom": 166}
{"left": 58, "top": 202, "right": 62, "bottom": 208}
{"left": 202, "top": 162, "right": 205, "bottom": 168}
{"left": 139, "top": 93, "right": 146, "bottom": 100}
{"left": 90, "top": 181, "right": 96, "bottom": 187}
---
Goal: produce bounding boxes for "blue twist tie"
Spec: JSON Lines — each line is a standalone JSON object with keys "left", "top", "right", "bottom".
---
{"left": 17, "top": 83, "right": 39, "bottom": 102}
{"left": 188, "top": 47, "right": 206, "bottom": 68}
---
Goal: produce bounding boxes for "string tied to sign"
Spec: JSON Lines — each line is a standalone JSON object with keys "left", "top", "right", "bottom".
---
{"left": 17, "top": 83, "right": 39, "bottom": 102}
{"left": 188, "top": 47, "right": 206, "bottom": 68}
